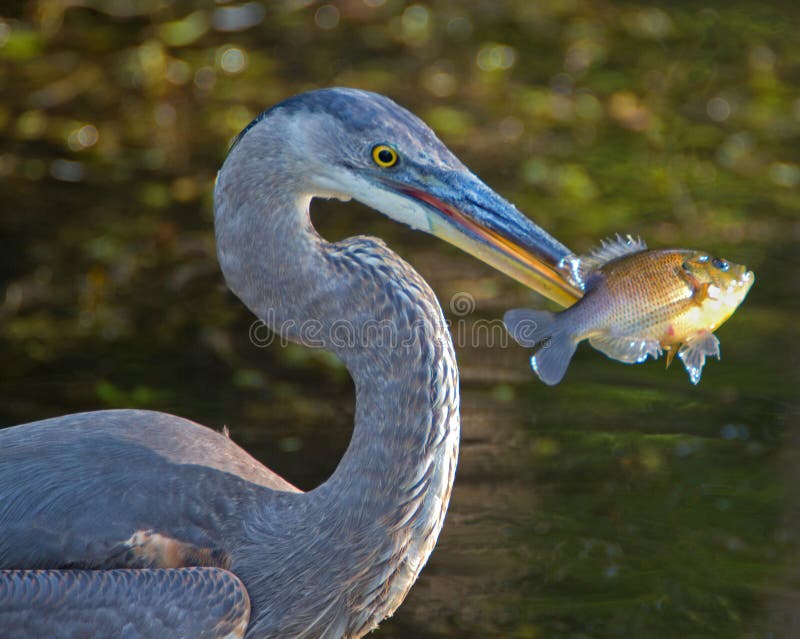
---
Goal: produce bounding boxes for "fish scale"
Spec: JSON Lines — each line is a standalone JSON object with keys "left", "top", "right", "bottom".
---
{"left": 597, "top": 251, "right": 699, "bottom": 340}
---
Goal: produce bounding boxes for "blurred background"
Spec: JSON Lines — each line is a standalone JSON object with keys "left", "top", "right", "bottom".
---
{"left": 1, "top": 1, "right": 798, "bottom": 637}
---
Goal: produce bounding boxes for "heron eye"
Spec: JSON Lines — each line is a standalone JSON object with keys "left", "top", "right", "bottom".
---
{"left": 711, "top": 257, "right": 730, "bottom": 271}
{"left": 372, "top": 144, "right": 399, "bottom": 168}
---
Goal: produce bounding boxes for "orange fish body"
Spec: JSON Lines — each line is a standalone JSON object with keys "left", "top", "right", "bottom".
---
{"left": 505, "top": 236, "right": 754, "bottom": 385}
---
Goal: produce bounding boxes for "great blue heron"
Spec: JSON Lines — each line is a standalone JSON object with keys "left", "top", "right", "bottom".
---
{"left": 0, "top": 88, "right": 581, "bottom": 638}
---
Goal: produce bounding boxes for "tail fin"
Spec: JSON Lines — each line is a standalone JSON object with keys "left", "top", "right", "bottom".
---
{"left": 503, "top": 308, "right": 577, "bottom": 385}
{"left": 504, "top": 308, "right": 556, "bottom": 347}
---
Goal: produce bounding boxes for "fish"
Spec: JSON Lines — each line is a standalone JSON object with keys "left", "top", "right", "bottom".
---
{"left": 504, "top": 235, "right": 755, "bottom": 385}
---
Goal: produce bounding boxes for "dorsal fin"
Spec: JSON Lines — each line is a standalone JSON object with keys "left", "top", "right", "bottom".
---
{"left": 576, "top": 234, "right": 648, "bottom": 283}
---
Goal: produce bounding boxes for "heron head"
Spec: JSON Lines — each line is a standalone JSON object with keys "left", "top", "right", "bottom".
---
{"left": 232, "top": 88, "right": 581, "bottom": 306}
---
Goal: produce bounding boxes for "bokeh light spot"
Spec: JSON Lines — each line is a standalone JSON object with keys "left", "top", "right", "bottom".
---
{"left": 68, "top": 124, "right": 99, "bottom": 151}
{"left": 446, "top": 16, "right": 471, "bottom": 39}
{"left": 768, "top": 162, "right": 800, "bottom": 188}
{"left": 315, "top": 5, "right": 340, "bottom": 30}
{"left": 499, "top": 116, "right": 524, "bottom": 142}
{"left": 166, "top": 59, "right": 192, "bottom": 85}
{"left": 154, "top": 103, "right": 177, "bottom": 127}
{"left": 50, "top": 159, "right": 84, "bottom": 182}
{"left": 219, "top": 46, "right": 248, "bottom": 74}
{"left": 707, "top": 97, "right": 731, "bottom": 122}
{"left": 401, "top": 5, "right": 431, "bottom": 46}
{"left": 212, "top": 3, "right": 266, "bottom": 32}
{"left": 194, "top": 66, "right": 216, "bottom": 91}
{"left": 16, "top": 110, "right": 46, "bottom": 139}
{"left": 476, "top": 44, "right": 516, "bottom": 72}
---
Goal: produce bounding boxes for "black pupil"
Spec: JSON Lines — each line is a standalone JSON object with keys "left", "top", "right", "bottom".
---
{"left": 378, "top": 149, "right": 394, "bottom": 164}
{"left": 711, "top": 257, "right": 729, "bottom": 271}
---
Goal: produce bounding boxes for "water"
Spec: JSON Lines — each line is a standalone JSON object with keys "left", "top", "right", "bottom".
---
{"left": 1, "top": 2, "right": 798, "bottom": 637}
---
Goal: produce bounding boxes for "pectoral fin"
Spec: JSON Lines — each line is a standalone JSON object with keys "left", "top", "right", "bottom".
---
{"left": 677, "top": 331, "right": 720, "bottom": 385}
{"left": 675, "top": 268, "right": 711, "bottom": 305}
{"left": 692, "top": 282, "right": 711, "bottom": 306}
{"left": 588, "top": 334, "right": 663, "bottom": 364}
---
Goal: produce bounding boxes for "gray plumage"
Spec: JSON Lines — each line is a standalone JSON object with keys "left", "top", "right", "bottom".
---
{"left": 0, "top": 568, "right": 250, "bottom": 639}
{"left": 0, "top": 88, "right": 572, "bottom": 637}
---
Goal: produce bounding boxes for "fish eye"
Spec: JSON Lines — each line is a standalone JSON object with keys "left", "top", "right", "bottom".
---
{"left": 696, "top": 255, "right": 710, "bottom": 263}
{"left": 371, "top": 144, "right": 399, "bottom": 168}
{"left": 711, "top": 257, "right": 730, "bottom": 271}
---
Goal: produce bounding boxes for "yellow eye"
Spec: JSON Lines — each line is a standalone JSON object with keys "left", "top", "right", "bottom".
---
{"left": 371, "top": 144, "right": 399, "bottom": 168}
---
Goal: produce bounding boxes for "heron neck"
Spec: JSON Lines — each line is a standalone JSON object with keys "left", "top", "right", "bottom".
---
{"left": 215, "top": 135, "right": 460, "bottom": 627}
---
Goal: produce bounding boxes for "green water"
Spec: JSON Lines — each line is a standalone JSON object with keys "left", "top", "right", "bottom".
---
{"left": 1, "top": 2, "right": 798, "bottom": 637}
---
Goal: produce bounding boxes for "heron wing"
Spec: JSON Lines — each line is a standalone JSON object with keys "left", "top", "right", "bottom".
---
{"left": 0, "top": 409, "right": 298, "bottom": 570}
{"left": 0, "top": 567, "right": 250, "bottom": 639}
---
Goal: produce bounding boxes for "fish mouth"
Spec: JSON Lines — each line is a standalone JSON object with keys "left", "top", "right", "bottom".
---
{"left": 707, "top": 266, "right": 754, "bottom": 299}
{"left": 395, "top": 180, "right": 583, "bottom": 307}
{"left": 739, "top": 270, "right": 756, "bottom": 295}
{"left": 729, "top": 269, "right": 755, "bottom": 294}
{"left": 707, "top": 268, "right": 755, "bottom": 331}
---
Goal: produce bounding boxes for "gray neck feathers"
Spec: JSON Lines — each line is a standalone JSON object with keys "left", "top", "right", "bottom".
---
{"left": 214, "top": 122, "right": 460, "bottom": 637}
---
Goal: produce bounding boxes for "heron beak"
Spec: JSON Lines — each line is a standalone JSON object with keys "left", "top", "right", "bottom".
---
{"left": 395, "top": 172, "right": 582, "bottom": 307}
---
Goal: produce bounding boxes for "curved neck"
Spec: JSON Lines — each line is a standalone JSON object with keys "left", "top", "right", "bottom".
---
{"left": 214, "top": 126, "right": 460, "bottom": 634}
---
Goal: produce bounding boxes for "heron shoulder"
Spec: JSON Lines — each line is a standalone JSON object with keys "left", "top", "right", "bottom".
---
{"left": 1, "top": 409, "right": 300, "bottom": 494}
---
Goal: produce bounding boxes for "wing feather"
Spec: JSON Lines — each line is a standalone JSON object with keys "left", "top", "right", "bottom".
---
{"left": 0, "top": 567, "right": 250, "bottom": 639}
